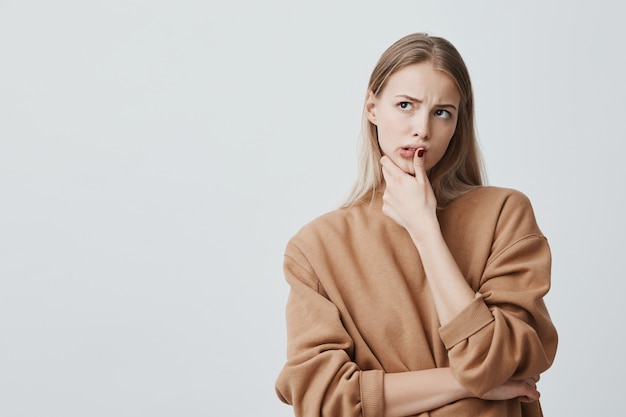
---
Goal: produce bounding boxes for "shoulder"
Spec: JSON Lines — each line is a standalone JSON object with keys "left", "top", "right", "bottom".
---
{"left": 451, "top": 186, "right": 532, "bottom": 209}
{"left": 285, "top": 200, "right": 381, "bottom": 257}
{"left": 443, "top": 186, "right": 543, "bottom": 240}
{"left": 285, "top": 206, "right": 351, "bottom": 256}
{"left": 294, "top": 207, "right": 350, "bottom": 239}
{"left": 448, "top": 186, "right": 536, "bottom": 222}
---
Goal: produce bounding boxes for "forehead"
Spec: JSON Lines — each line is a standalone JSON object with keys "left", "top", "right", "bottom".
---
{"left": 383, "top": 62, "right": 460, "bottom": 103}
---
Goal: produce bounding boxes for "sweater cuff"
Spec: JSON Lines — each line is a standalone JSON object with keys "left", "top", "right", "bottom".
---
{"left": 360, "top": 369, "right": 384, "bottom": 417}
{"left": 439, "top": 294, "right": 494, "bottom": 349}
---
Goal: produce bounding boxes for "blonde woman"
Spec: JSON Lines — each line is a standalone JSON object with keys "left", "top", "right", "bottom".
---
{"left": 275, "top": 33, "right": 558, "bottom": 417}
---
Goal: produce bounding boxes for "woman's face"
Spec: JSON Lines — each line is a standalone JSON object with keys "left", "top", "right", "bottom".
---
{"left": 366, "top": 62, "right": 461, "bottom": 176}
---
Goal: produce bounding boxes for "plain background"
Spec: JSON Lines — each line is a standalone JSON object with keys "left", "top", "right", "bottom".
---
{"left": 1, "top": 0, "right": 625, "bottom": 415}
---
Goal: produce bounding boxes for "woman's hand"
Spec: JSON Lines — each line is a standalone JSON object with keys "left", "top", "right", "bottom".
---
{"left": 380, "top": 150, "right": 438, "bottom": 237}
{"left": 479, "top": 375, "right": 541, "bottom": 403}
{"left": 382, "top": 149, "right": 476, "bottom": 325}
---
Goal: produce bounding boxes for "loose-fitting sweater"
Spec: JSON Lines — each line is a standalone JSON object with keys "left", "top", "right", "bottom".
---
{"left": 275, "top": 186, "right": 558, "bottom": 417}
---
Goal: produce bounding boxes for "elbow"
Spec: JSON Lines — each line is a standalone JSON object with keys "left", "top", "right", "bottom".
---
{"left": 448, "top": 322, "right": 558, "bottom": 396}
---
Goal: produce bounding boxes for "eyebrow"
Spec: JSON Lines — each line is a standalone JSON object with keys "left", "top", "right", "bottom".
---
{"left": 395, "top": 94, "right": 458, "bottom": 111}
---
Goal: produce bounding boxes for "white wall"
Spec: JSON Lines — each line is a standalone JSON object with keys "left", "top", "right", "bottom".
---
{"left": 1, "top": 1, "right": 624, "bottom": 415}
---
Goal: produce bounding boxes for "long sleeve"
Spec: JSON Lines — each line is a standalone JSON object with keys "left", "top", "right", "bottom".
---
{"left": 438, "top": 190, "right": 558, "bottom": 396}
{"left": 275, "top": 241, "right": 384, "bottom": 417}
{"left": 275, "top": 187, "right": 557, "bottom": 417}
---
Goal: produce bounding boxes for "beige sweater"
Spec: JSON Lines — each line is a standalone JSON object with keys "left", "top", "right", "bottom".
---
{"left": 275, "top": 186, "right": 558, "bottom": 417}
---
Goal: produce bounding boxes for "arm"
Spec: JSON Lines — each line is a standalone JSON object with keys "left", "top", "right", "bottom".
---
{"left": 275, "top": 241, "right": 541, "bottom": 417}
{"left": 380, "top": 152, "right": 558, "bottom": 396}
{"left": 275, "top": 242, "right": 473, "bottom": 417}
{"left": 380, "top": 153, "right": 476, "bottom": 325}
{"left": 440, "top": 232, "right": 557, "bottom": 395}
{"left": 384, "top": 370, "right": 540, "bottom": 417}
{"left": 275, "top": 244, "right": 384, "bottom": 417}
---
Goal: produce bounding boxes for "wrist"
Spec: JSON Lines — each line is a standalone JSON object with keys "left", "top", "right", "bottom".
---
{"left": 407, "top": 216, "right": 442, "bottom": 249}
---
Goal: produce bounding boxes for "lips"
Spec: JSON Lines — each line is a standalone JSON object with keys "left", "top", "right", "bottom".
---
{"left": 399, "top": 146, "right": 426, "bottom": 159}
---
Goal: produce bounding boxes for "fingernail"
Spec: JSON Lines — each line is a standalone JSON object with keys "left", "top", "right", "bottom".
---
{"left": 417, "top": 148, "right": 425, "bottom": 157}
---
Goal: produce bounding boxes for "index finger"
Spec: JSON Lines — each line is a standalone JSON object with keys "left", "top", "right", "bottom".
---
{"left": 412, "top": 147, "right": 428, "bottom": 180}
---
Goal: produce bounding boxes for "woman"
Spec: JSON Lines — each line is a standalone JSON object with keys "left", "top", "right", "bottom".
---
{"left": 275, "top": 33, "right": 558, "bottom": 417}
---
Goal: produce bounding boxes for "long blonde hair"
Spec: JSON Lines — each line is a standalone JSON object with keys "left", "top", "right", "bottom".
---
{"left": 342, "top": 33, "right": 485, "bottom": 207}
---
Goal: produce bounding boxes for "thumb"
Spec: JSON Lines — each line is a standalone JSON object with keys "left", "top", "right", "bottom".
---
{"left": 412, "top": 147, "right": 427, "bottom": 179}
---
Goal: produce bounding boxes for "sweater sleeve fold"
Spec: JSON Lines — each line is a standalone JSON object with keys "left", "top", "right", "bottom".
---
{"left": 275, "top": 242, "right": 385, "bottom": 417}
{"left": 439, "top": 293, "right": 494, "bottom": 349}
{"left": 440, "top": 233, "right": 558, "bottom": 397}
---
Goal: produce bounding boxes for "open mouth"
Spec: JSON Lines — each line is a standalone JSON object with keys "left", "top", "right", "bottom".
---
{"left": 399, "top": 147, "right": 426, "bottom": 159}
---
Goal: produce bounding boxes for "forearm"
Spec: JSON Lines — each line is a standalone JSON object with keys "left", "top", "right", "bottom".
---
{"left": 383, "top": 367, "right": 472, "bottom": 417}
{"left": 409, "top": 223, "right": 476, "bottom": 325}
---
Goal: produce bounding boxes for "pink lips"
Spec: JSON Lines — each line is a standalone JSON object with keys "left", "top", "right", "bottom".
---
{"left": 399, "top": 147, "right": 425, "bottom": 159}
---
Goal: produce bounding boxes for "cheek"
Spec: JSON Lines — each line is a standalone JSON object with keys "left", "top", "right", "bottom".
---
{"left": 430, "top": 132, "right": 455, "bottom": 163}
{"left": 439, "top": 135, "right": 454, "bottom": 155}
{"left": 378, "top": 116, "right": 406, "bottom": 141}
{"left": 375, "top": 118, "right": 395, "bottom": 144}
{"left": 438, "top": 124, "right": 456, "bottom": 148}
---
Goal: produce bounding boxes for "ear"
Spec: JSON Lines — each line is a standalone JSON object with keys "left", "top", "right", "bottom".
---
{"left": 365, "top": 91, "right": 378, "bottom": 125}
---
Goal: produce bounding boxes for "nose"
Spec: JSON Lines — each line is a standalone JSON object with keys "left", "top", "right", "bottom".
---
{"left": 412, "top": 112, "right": 430, "bottom": 139}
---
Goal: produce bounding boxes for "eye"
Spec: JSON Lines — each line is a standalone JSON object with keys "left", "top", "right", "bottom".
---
{"left": 435, "top": 109, "right": 452, "bottom": 119}
{"left": 397, "top": 101, "right": 413, "bottom": 111}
